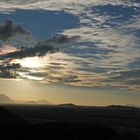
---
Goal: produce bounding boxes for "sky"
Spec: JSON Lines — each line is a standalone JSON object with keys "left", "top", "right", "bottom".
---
{"left": 0, "top": 0, "right": 140, "bottom": 106}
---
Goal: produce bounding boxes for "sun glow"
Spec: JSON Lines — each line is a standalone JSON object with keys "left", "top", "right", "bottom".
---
{"left": 14, "top": 57, "right": 46, "bottom": 68}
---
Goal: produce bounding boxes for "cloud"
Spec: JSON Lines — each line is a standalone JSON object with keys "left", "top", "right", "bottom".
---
{"left": 0, "top": 17, "right": 79, "bottom": 80}
{"left": 100, "top": 68, "right": 140, "bottom": 91}
{"left": 0, "top": 44, "right": 18, "bottom": 54}
{"left": 0, "top": 17, "right": 80, "bottom": 80}
{"left": 0, "top": 35, "right": 79, "bottom": 60}
{"left": 0, "top": 62, "right": 21, "bottom": 78}
{"left": 0, "top": 34, "right": 80, "bottom": 79}
{"left": 12, "top": 52, "right": 107, "bottom": 87}
{"left": 0, "top": 0, "right": 139, "bottom": 15}
{"left": 0, "top": 43, "right": 57, "bottom": 60}
{"left": 0, "top": 0, "right": 139, "bottom": 91}
{"left": 48, "top": 35, "right": 80, "bottom": 45}
{"left": 0, "top": 19, "right": 30, "bottom": 42}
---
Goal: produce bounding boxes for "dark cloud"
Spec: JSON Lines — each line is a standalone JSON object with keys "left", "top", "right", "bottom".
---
{"left": 0, "top": 35, "right": 79, "bottom": 60}
{"left": 0, "top": 19, "right": 30, "bottom": 42}
{"left": 0, "top": 63, "right": 21, "bottom": 78}
{"left": 48, "top": 35, "right": 80, "bottom": 45}
{"left": 0, "top": 63, "right": 21, "bottom": 70}
{"left": 1, "top": 43, "right": 57, "bottom": 60}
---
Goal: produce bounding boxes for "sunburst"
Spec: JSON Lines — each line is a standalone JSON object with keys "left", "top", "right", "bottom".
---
{"left": 13, "top": 57, "right": 45, "bottom": 68}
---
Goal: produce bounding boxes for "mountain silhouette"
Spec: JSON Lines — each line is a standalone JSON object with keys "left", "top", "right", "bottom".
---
{"left": 106, "top": 105, "right": 138, "bottom": 110}
{"left": 58, "top": 103, "right": 77, "bottom": 107}
{"left": 0, "top": 94, "right": 14, "bottom": 103}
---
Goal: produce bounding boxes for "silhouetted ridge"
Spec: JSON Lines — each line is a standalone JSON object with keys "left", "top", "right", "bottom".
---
{"left": 106, "top": 105, "right": 139, "bottom": 110}
{"left": 58, "top": 103, "right": 77, "bottom": 107}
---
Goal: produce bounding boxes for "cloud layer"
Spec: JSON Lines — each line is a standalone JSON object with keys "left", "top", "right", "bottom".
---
{"left": 0, "top": 20, "right": 80, "bottom": 79}
{"left": 0, "top": 0, "right": 140, "bottom": 91}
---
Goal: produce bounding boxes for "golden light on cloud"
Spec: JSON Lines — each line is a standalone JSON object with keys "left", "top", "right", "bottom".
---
{"left": 14, "top": 57, "right": 46, "bottom": 68}
{"left": 0, "top": 44, "right": 17, "bottom": 54}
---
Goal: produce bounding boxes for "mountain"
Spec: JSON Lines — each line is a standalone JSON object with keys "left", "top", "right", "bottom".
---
{"left": 0, "top": 94, "right": 14, "bottom": 104}
{"left": 106, "top": 105, "right": 139, "bottom": 110}
{"left": 58, "top": 103, "right": 77, "bottom": 107}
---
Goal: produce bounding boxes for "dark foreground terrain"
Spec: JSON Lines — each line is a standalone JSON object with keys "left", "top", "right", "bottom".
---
{"left": 0, "top": 104, "right": 140, "bottom": 140}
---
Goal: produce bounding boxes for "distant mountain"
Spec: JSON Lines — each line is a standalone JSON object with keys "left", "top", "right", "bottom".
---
{"left": 58, "top": 103, "right": 77, "bottom": 107}
{"left": 0, "top": 94, "right": 14, "bottom": 104}
{"left": 26, "top": 99, "right": 53, "bottom": 105}
{"left": 106, "top": 105, "right": 139, "bottom": 110}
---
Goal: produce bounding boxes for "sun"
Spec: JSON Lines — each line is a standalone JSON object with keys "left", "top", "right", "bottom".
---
{"left": 14, "top": 57, "right": 45, "bottom": 68}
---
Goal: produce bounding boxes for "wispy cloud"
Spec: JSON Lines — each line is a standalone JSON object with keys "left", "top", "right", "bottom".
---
{"left": 0, "top": 20, "right": 80, "bottom": 80}
{"left": 0, "top": 0, "right": 139, "bottom": 91}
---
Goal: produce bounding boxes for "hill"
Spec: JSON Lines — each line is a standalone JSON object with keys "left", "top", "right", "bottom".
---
{"left": 106, "top": 105, "right": 139, "bottom": 110}
{"left": 58, "top": 103, "right": 77, "bottom": 107}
